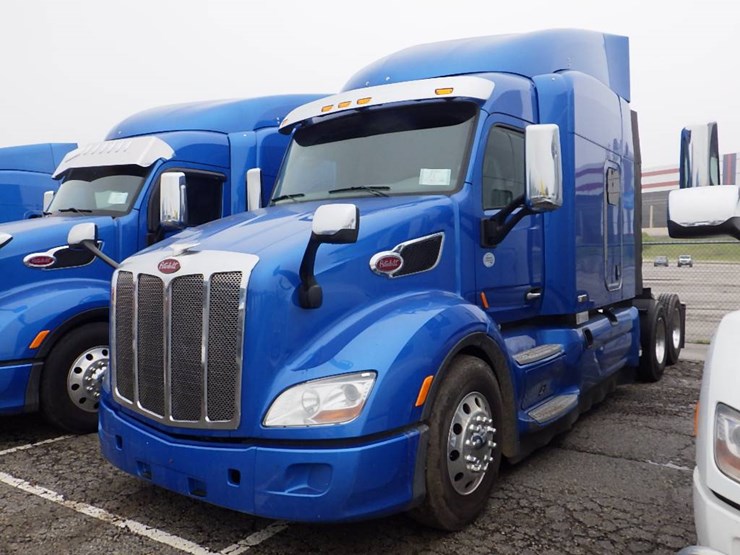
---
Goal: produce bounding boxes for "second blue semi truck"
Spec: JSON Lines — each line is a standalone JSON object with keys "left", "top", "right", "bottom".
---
{"left": 0, "top": 94, "right": 324, "bottom": 432}
{"left": 0, "top": 142, "right": 77, "bottom": 221}
{"left": 91, "top": 30, "right": 684, "bottom": 530}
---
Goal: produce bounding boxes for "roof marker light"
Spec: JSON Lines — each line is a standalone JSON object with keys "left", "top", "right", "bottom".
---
{"left": 321, "top": 105, "right": 333, "bottom": 113}
{"left": 435, "top": 87, "right": 454, "bottom": 95}
{"left": 357, "top": 97, "right": 372, "bottom": 105}
{"left": 338, "top": 101, "right": 351, "bottom": 109}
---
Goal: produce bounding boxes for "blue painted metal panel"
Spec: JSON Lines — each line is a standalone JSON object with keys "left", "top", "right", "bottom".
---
{"left": 0, "top": 362, "right": 33, "bottom": 414}
{"left": 344, "top": 29, "right": 630, "bottom": 102}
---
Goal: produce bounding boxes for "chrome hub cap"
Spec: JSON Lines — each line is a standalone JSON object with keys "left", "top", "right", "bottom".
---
{"left": 67, "top": 345, "right": 109, "bottom": 412}
{"left": 446, "top": 391, "right": 497, "bottom": 495}
{"left": 655, "top": 319, "right": 667, "bottom": 363}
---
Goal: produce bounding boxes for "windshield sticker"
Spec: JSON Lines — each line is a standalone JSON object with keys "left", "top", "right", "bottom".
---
{"left": 419, "top": 168, "right": 452, "bottom": 186}
{"left": 108, "top": 192, "right": 129, "bottom": 205}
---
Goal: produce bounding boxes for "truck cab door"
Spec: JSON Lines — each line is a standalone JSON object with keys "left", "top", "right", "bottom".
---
{"left": 144, "top": 168, "right": 226, "bottom": 247}
{"left": 474, "top": 117, "right": 545, "bottom": 323}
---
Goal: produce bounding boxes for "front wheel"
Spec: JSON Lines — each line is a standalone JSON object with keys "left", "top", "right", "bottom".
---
{"left": 409, "top": 355, "right": 503, "bottom": 531}
{"left": 40, "top": 322, "right": 109, "bottom": 434}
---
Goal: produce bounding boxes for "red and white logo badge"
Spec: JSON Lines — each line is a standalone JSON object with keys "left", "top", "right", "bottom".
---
{"left": 24, "top": 254, "right": 57, "bottom": 268}
{"left": 370, "top": 252, "right": 403, "bottom": 276}
{"left": 158, "top": 258, "right": 181, "bottom": 274}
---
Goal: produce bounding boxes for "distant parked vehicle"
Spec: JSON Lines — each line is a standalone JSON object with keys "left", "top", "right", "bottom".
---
{"left": 678, "top": 254, "right": 693, "bottom": 267}
{"left": 654, "top": 255, "right": 669, "bottom": 267}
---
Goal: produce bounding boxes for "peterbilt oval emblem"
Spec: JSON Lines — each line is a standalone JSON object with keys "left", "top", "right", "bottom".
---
{"left": 158, "top": 258, "right": 181, "bottom": 274}
{"left": 370, "top": 252, "right": 403, "bottom": 276}
{"left": 24, "top": 254, "right": 57, "bottom": 268}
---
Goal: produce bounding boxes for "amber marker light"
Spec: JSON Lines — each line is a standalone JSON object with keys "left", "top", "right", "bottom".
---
{"left": 480, "top": 292, "right": 490, "bottom": 309}
{"left": 357, "top": 97, "right": 372, "bottom": 105}
{"left": 415, "top": 375, "right": 434, "bottom": 407}
{"left": 320, "top": 105, "right": 333, "bottom": 113}
{"left": 435, "top": 87, "right": 454, "bottom": 95}
{"left": 29, "top": 330, "right": 50, "bottom": 349}
{"left": 338, "top": 100, "right": 352, "bottom": 109}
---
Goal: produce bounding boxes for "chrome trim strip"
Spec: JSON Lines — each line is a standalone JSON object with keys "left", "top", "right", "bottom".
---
{"left": 201, "top": 273, "right": 210, "bottom": 422}
{"left": 163, "top": 277, "right": 173, "bottom": 420}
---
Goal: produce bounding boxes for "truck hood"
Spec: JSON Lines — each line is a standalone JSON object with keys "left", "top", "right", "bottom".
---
{"left": 122, "top": 194, "right": 459, "bottom": 365}
{"left": 0, "top": 215, "right": 121, "bottom": 298}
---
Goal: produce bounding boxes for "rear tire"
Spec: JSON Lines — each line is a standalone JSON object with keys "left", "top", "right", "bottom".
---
{"left": 40, "top": 322, "right": 109, "bottom": 434}
{"left": 637, "top": 301, "right": 668, "bottom": 382}
{"left": 409, "top": 355, "right": 503, "bottom": 531}
{"left": 658, "top": 293, "right": 683, "bottom": 365}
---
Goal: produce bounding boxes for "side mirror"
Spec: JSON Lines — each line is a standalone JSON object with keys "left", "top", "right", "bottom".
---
{"left": 525, "top": 123, "right": 563, "bottom": 212}
{"left": 679, "top": 122, "right": 720, "bottom": 188}
{"left": 43, "top": 190, "right": 55, "bottom": 213}
{"left": 668, "top": 185, "right": 740, "bottom": 240}
{"left": 160, "top": 172, "right": 188, "bottom": 230}
{"left": 67, "top": 223, "right": 119, "bottom": 268}
{"left": 246, "top": 168, "right": 262, "bottom": 211}
{"left": 298, "top": 204, "right": 360, "bottom": 309}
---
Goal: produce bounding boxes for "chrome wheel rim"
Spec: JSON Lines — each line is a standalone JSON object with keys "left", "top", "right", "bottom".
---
{"left": 670, "top": 306, "right": 682, "bottom": 351}
{"left": 655, "top": 318, "right": 667, "bottom": 364}
{"left": 446, "top": 391, "right": 496, "bottom": 495}
{"left": 67, "top": 345, "right": 109, "bottom": 413}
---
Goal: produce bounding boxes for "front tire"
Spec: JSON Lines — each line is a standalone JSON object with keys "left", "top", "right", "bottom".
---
{"left": 40, "top": 322, "right": 109, "bottom": 434}
{"left": 409, "top": 355, "right": 503, "bottom": 531}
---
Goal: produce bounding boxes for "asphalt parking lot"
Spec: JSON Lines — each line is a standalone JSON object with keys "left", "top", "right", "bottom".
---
{"left": 0, "top": 357, "right": 700, "bottom": 555}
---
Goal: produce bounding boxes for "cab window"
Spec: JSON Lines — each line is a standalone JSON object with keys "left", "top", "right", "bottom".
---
{"left": 481, "top": 126, "right": 525, "bottom": 210}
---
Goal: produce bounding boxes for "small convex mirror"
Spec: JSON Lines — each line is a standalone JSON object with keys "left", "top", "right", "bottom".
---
{"left": 525, "top": 124, "right": 563, "bottom": 213}
{"left": 160, "top": 172, "right": 188, "bottom": 230}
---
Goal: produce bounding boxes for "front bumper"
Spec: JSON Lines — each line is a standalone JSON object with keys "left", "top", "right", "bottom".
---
{"left": 99, "top": 399, "right": 425, "bottom": 522}
{"left": 689, "top": 466, "right": 740, "bottom": 555}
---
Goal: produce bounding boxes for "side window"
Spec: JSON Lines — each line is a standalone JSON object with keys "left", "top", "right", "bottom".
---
{"left": 147, "top": 171, "right": 224, "bottom": 235}
{"left": 606, "top": 167, "right": 620, "bottom": 206}
{"left": 481, "top": 126, "right": 525, "bottom": 210}
{"left": 185, "top": 173, "right": 223, "bottom": 226}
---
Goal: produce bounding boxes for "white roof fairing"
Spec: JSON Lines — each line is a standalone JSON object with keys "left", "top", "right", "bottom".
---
{"left": 52, "top": 136, "right": 175, "bottom": 177}
{"left": 280, "top": 76, "right": 495, "bottom": 131}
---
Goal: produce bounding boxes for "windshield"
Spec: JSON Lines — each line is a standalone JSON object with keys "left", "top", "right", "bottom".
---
{"left": 272, "top": 101, "right": 478, "bottom": 203}
{"left": 49, "top": 164, "right": 150, "bottom": 215}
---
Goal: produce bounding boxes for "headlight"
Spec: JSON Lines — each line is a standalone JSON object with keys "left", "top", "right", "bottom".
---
{"left": 264, "top": 371, "right": 376, "bottom": 427}
{"left": 715, "top": 403, "right": 740, "bottom": 483}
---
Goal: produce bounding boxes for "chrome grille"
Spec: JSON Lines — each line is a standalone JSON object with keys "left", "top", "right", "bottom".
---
{"left": 137, "top": 274, "right": 165, "bottom": 416}
{"left": 170, "top": 275, "right": 204, "bottom": 421}
{"left": 114, "top": 272, "right": 135, "bottom": 401}
{"left": 112, "top": 255, "right": 250, "bottom": 431}
{"left": 206, "top": 272, "right": 241, "bottom": 421}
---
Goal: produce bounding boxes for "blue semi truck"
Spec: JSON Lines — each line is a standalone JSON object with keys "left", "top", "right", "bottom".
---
{"left": 0, "top": 142, "right": 77, "bottom": 221}
{"left": 0, "top": 94, "right": 323, "bottom": 433}
{"left": 91, "top": 30, "right": 684, "bottom": 530}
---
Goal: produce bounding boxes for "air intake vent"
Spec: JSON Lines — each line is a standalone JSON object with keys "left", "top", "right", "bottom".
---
{"left": 395, "top": 233, "right": 444, "bottom": 277}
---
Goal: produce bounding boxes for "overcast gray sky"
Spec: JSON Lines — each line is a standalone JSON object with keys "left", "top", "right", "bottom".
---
{"left": 2, "top": 0, "right": 738, "bottom": 168}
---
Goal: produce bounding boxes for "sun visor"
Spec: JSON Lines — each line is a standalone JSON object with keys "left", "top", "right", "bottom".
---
{"left": 53, "top": 136, "right": 174, "bottom": 178}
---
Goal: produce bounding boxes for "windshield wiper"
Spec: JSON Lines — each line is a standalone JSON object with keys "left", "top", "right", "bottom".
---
{"left": 328, "top": 186, "right": 390, "bottom": 197}
{"left": 271, "top": 193, "right": 306, "bottom": 204}
{"left": 57, "top": 207, "right": 93, "bottom": 214}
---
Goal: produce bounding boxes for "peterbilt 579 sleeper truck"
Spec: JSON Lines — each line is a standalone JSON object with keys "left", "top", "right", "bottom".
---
{"left": 89, "top": 30, "right": 684, "bottom": 530}
{"left": 0, "top": 94, "right": 324, "bottom": 433}
{"left": 0, "top": 142, "right": 77, "bottom": 221}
